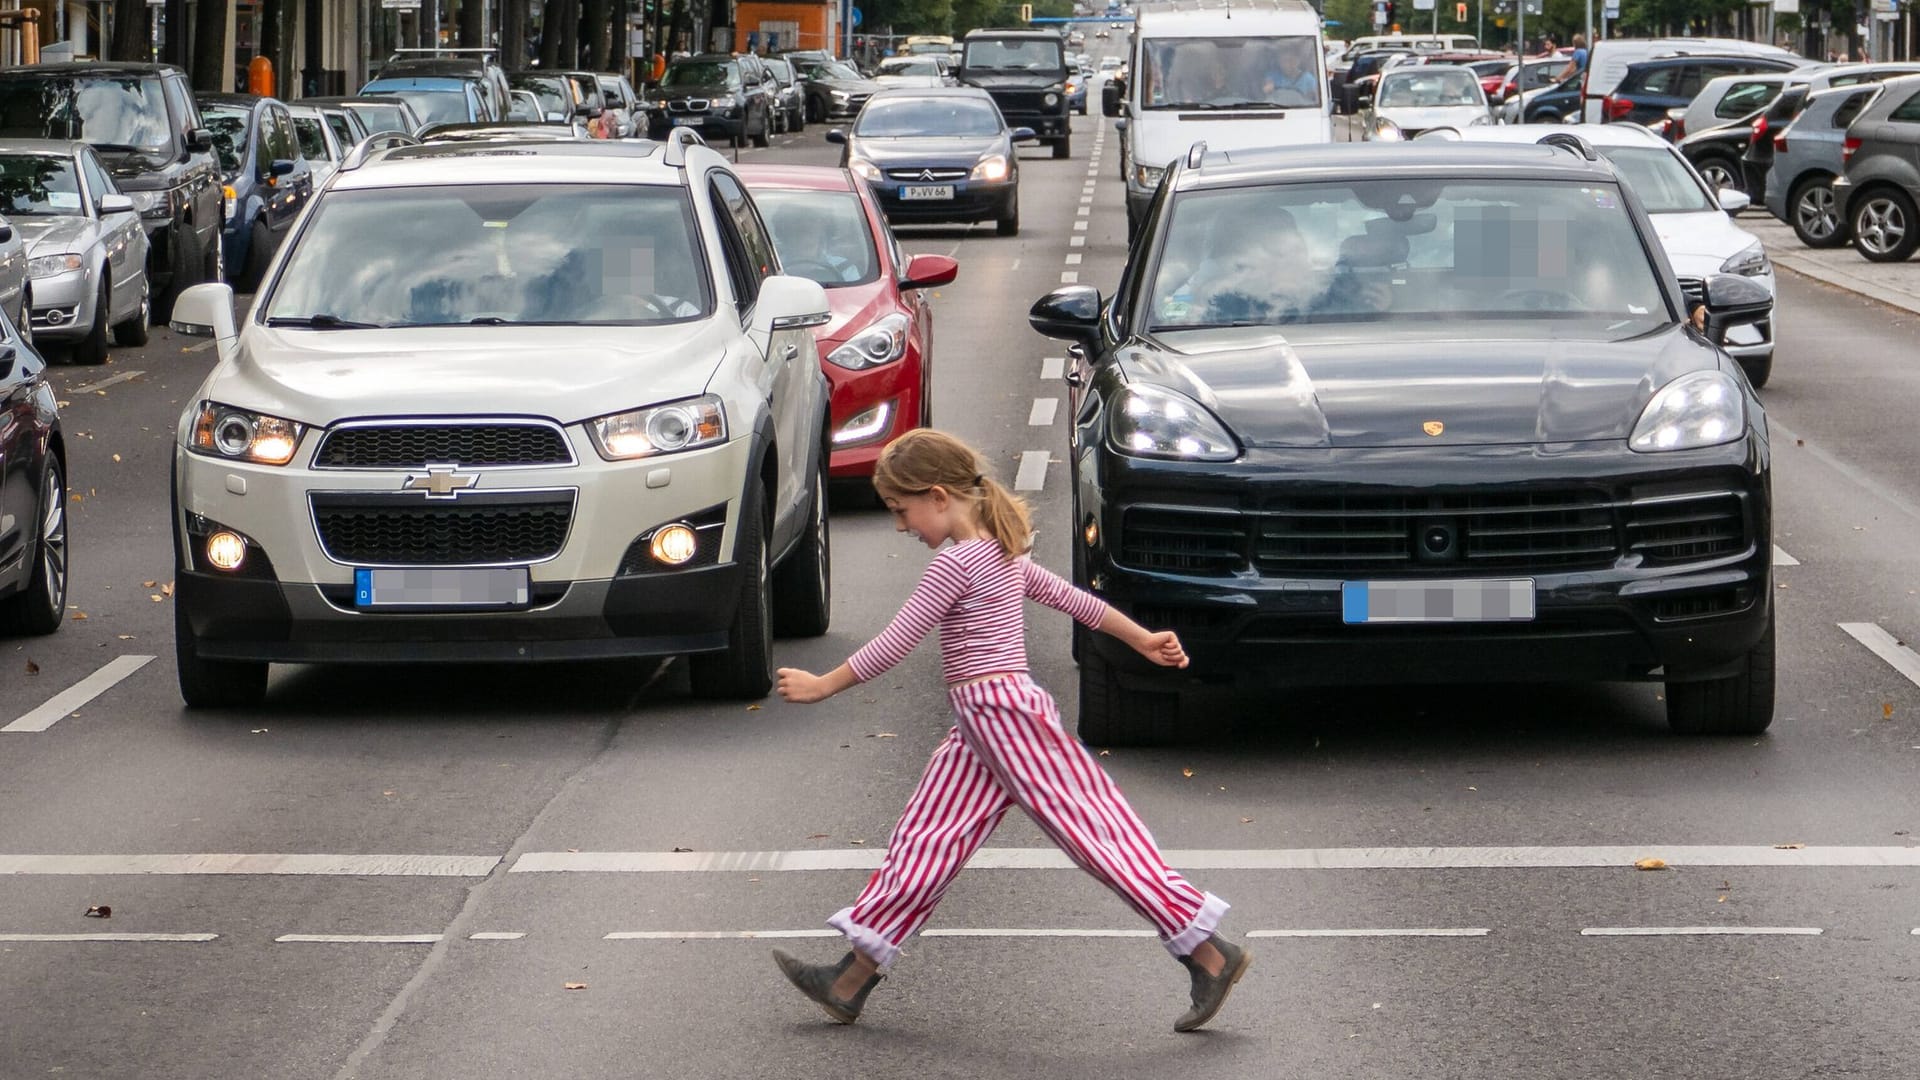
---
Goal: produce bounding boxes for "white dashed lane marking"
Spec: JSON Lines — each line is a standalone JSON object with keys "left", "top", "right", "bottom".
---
{"left": 1041, "top": 356, "right": 1064, "bottom": 380}
{"left": 1248, "top": 928, "right": 1490, "bottom": 938}
{"left": 1074, "top": 220, "right": 1088, "bottom": 230}
{"left": 469, "top": 932, "right": 526, "bottom": 940}
{"left": 1029, "top": 399, "right": 1059, "bottom": 426}
{"left": 4, "top": 655, "right": 155, "bottom": 733}
{"left": 1061, "top": 271, "right": 1079, "bottom": 283}
{"left": 1014, "top": 451, "right": 1051, "bottom": 492}
{"left": 1773, "top": 545, "right": 1799, "bottom": 566}
{"left": 275, "top": 934, "right": 444, "bottom": 944}
{"left": 0, "top": 853, "right": 499, "bottom": 875}
{"left": 0, "top": 933, "right": 218, "bottom": 943}
{"left": 1071, "top": 235, "right": 1087, "bottom": 247}
{"left": 1838, "top": 622, "right": 1920, "bottom": 689}
{"left": 1065, "top": 253, "right": 1083, "bottom": 264}
{"left": 607, "top": 929, "right": 841, "bottom": 940}
{"left": 1580, "top": 927, "right": 1823, "bottom": 937}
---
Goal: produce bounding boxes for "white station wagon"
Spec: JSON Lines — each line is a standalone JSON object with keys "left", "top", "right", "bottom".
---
{"left": 168, "top": 134, "right": 834, "bottom": 707}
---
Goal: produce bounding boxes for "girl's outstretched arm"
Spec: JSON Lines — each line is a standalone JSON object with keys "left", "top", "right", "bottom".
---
{"left": 777, "top": 663, "right": 857, "bottom": 704}
{"left": 1021, "top": 559, "right": 1186, "bottom": 668}
{"left": 778, "top": 549, "right": 972, "bottom": 705}
{"left": 1096, "top": 607, "right": 1189, "bottom": 669}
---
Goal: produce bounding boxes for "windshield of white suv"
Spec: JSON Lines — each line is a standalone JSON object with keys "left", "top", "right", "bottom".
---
{"left": 1377, "top": 68, "right": 1483, "bottom": 107}
{"left": 754, "top": 190, "right": 878, "bottom": 287}
{"left": 0, "top": 153, "right": 84, "bottom": 216}
{"left": 264, "top": 184, "right": 712, "bottom": 327}
{"left": 1596, "top": 146, "right": 1716, "bottom": 214}
{"left": 0, "top": 75, "right": 173, "bottom": 154}
{"left": 855, "top": 96, "right": 1002, "bottom": 137}
{"left": 1142, "top": 36, "right": 1323, "bottom": 109}
{"left": 1147, "top": 179, "right": 1668, "bottom": 333}
{"left": 880, "top": 58, "right": 942, "bottom": 77}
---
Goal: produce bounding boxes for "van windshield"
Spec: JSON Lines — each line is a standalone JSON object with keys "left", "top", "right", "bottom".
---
{"left": 1142, "top": 36, "right": 1323, "bottom": 109}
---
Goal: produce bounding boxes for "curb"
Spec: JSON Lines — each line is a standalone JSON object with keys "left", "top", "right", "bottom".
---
{"left": 1768, "top": 250, "right": 1920, "bottom": 318}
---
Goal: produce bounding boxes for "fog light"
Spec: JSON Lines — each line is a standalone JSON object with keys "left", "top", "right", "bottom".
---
{"left": 205, "top": 530, "right": 247, "bottom": 571}
{"left": 1083, "top": 519, "right": 1098, "bottom": 547}
{"left": 650, "top": 523, "right": 698, "bottom": 565}
{"left": 833, "top": 400, "right": 894, "bottom": 446}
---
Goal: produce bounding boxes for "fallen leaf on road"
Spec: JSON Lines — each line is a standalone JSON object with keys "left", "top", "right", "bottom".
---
{"left": 806, "top": 833, "right": 829, "bottom": 840}
{"left": 25, "top": 659, "right": 38, "bottom": 675}
{"left": 111, "top": 454, "right": 121, "bottom": 462}
{"left": 745, "top": 704, "right": 761, "bottom": 711}
{"left": 1097, "top": 749, "right": 1111, "bottom": 756}
{"left": 563, "top": 982, "right": 588, "bottom": 991}
{"left": 70, "top": 611, "right": 87, "bottom": 620}
{"left": 1795, "top": 438, "right": 1804, "bottom": 447}
{"left": 1633, "top": 858, "right": 1668, "bottom": 871}
{"left": 84, "top": 906, "right": 110, "bottom": 919}
{"left": 1466, "top": 786, "right": 1478, "bottom": 791}
{"left": 849, "top": 839, "right": 866, "bottom": 845}
{"left": 870, "top": 732, "right": 896, "bottom": 738}
{"left": 1240, "top": 817, "right": 1254, "bottom": 824}
{"left": 141, "top": 580, "right": 157, "bottom": 588}
{"left": 671, "top": 846, "right": 693, "bottom": 853}
{"left": 116, "top": 635, "right": 134, "bottom": 640}
{"left": 382, "top": 791, "right": 396, "bottom": 797}
{"left": 1885, "top": 703, "right": 1895, "bottom": 720}
{"left": 149, "top": 594, "right": 163, "bottom": 603}
{"left": 1773, "top": 843, "right": 1805, "bottom": 850}
{"left": 162, "top": 582, "right": 174, "bottom": 598}
{"left": 250, "top": 728, "right": 268, "bottom": 734}
{"left": 1181, "top": 767, "right": 1194, "bottom": 778}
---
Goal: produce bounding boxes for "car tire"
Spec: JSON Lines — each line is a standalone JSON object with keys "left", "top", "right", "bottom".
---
{"left": 997, "top": 197, "right": 1020, "bottom": 236}
{"left": 771, "top": 450, "right": 832, "bottom": 638}
{"left": 1738, "top": 350, "right": 1773, "bottom": 389}
{"left": 752, "top": 113, "right": 771, "bottom": 148}
{"left": 790, "top": 109, "right": 806, "bottom": 133}
{"left": 73, "top": 279, "right": 110, "bottom": 366}
{"left": 1052, "top": 133, "right": 1071, "bottom": 160}
{"left": 1851, "top": 186, "right": 1920, "bottom": 262}
{"left": 1789, "top": 176, "right": 1847, "bottom": 248}
{"left": 687, "top": 491, "right": 774, "bottom": 699}
{"left": 1665, "top": 610, "right": 1775, "bottom": 735}
{"left": 807, "top": 97, "right": 825, "bottom": 124}
{"left": 113, "top": 274, "right": 151, "bottom": 347}
{"left": 0, "top": 454, "right": 67, "bottom": 637}
{"left": 238, "top": 220, "right": 272, "bottom": 294}
{"left": 1077, "top": 644, "right": 1182, "bottom": 747}
{"left": 174, "top": 594, "right": 269, "bottom": 708}
{"left": 17, "top": 284, "right": 31, "bottom": 351}
{"left": 1693, "top": 153, "right": 1744, "bottom": 195}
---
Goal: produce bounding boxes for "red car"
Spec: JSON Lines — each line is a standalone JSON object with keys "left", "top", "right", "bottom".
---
{"left": 736, "top": 163, "right": 956, "bottom": 477}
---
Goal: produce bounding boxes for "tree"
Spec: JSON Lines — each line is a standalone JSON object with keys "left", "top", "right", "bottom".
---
{"left": 460, "top": 0, "right": 484, "bottom": 49}
{"left": 192, "top": 0, "right": 231, "bottom": 90}
{"left": 109, "top": 0, "right": 149, "bottom": 62}
{"left": 585, "top": 0, "right": 612, "bottom": 68}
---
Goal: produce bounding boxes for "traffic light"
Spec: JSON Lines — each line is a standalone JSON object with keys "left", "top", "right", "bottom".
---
{"left": 1020, "top": 3, "right": 1033, "bottom": 21}
{"left": 1455, "top": 1, "right": 1467, "bottom": 18}
{"left": 1385, "top": 1, "right": 1396, "bottom": 24}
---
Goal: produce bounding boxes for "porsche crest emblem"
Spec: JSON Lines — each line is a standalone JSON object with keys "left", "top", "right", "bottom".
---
{"left": 1422, "top": 421, "right": 1445, "bottom": 437}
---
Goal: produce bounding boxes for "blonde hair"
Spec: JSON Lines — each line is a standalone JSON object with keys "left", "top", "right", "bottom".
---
{"left": 873, "top": 429, "right": 1033, "bottom": 560}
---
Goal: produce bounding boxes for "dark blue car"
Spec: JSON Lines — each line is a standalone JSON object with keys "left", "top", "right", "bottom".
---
{"left": 196, "top": 92, "right": 314, "bottom": 292}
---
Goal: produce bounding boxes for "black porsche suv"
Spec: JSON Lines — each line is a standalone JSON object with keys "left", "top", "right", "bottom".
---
{"left": 0, "top": 63, "right": 224, "bottom": 317}
{"left": 957, "top": 28, "right": 1073, "bottom": 159}
{"left": 1029, "top": 138, "right": 1778, "bottom": 744}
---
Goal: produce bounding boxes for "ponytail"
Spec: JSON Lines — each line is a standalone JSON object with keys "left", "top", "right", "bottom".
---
{"left": 873, "top": 429, "right": 1033, "bottom": 560}
{"left": 975, "top": 474, "right": 1034, "bottom": 560}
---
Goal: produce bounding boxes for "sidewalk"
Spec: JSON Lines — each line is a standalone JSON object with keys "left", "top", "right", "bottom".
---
{"left": 1742, "top": 212, "right": 1920, "bottom": 316}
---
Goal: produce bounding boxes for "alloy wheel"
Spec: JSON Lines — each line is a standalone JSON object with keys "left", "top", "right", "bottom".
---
{"left": 1698, "top": 162, "right": 1739, "bottom": 192}
{"left": 39, "top": 464, "right": 67, "bottom": 622}
{"left": 1858, "top": 197, "right": 1907, "bottom": 256}
{"left": 1796, "top": 184, "right": 1839, "bottom": 241}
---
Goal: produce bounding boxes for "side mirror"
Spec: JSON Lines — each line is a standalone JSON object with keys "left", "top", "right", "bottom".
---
{"left": 1028, "top": 285, "right": 1103, "bottom": 346}
{"left": 0, "top": 223, "right": 11, "bottom": 244}
{"left": 1698, "top": 272, "right": 1772, "bottom": 345}
{"left": 754, "top": 274, "right": 832, "bottom": 335}
{"left": 268, "top": 159, "right": 297, "bottom": 177}
{"left": 1115, "top": 117, "right": 1128, "bottom": 134}
{"left": 1102, "top": 81, "right": 1123, "bottom": 116}
{"left": 901, "top": 253, "right": 958, "bottom": 290}
{"left": 98, "top": 192, "right": 135, "bottom": 215}
{"left": 188, "top": 127, "right": 214, "bottom": 152}
{"left": 168, "top": 282, "right": 239, "bottom": 347}
{"left": 1011, "top": 126, "right": 1037, "bottom": 143}
{"left": 1717, "top": 188, "right": 1751, "bottom": 214}
{"left": 825, "top": 128, "right": 847, "bottom": 144}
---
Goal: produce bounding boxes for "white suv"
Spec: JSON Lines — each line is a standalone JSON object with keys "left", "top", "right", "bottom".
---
{"left": 167, "top": 135, "right": 834, "bottom": 707}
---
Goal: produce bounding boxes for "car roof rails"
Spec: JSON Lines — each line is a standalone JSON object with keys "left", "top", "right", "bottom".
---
{"left": 1186, "top": 139, "right": 1208, "bottom": 168}
{"left": 389, "top": 47, "right": 499, "bottom": 59}
{"left": 1536, "top": 131, "right": 1599, "bottom": 161}
{"left": 339, "top": 131, "right": 421, "bottom": 173}
{"left": 660, "top": 126, "right": 707, "bottom": 167}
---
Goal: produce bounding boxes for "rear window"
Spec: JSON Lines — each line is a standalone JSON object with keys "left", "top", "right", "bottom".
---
{"left": 1624, "top": 64, "right": 1681, "bottom": 95}
{"left": 1832, "top": 88, "right": 1878, "bottom": 127}
{"left": 1713, "top": 81, "right": 1779, "bottom": 119}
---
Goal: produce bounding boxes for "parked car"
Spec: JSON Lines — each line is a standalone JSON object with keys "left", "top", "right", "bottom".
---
{"left": 287, "top": 105, "right": 347, "bottom": 188}
{"left": 1028, "top": 137, "right": 1778, "bottom": 743}
{"left": 1581, "top": 37, "right": 1810, "bottom": 123}
{"left": 197, "top": 93, "right": 315, "bottom": 293}
{"left": 1514, "top": 71, "right": 1583, "bottom": 123}
{"left": 1831, "top": 75, "right": 1920, "bottom": 261}
{"left": 1677, "top": 115, "right": 1772, "bottom": 195}
{"left": 1, "top": 141, "right": 150, "bottom": 362}
{"left": 646, "top": 54, "right": 774, "bottom": 147}
{"left": 739, "top": 163, "right": 957, "bottom": 475}
{"left": 0, "top": 300, "right": 65, "bottom": 636}
{"left": 763, "top": 57, "right": 808, "bottom": 134}
{"left": 299, "top": 96, "right": 425, "bottom": 138}
{"left": 1495, "top": 57, "right": 1566, "bottom": 106}
{"left": 875, "top": 56, "right": 949, "bottom": 88}
{"left": 414, "top": 121, "right": 591, "bottom": 144}
{"left": 166, "top": 134, "right": 834, "bottom": 707}
{"left": 0, "top": 62, "right": 224, "bottom": 318}
{"left": 594, "top": 73, "right": 643, "bottom": 137}
{"left": 956, "top": 28, "right": 1074, "bottom": 158}
{"left": 1742, "top": 63, "right": 1920, "bottom": 211}
{"left": 1664, "top": 72, "right": 1792, "bottom": 142}
{"left": 508, "top": 70, "right": 597, "bottom": 123}
{"left": 375, "top": 51, "right": 511, "bottom": 121}
{"left": 357, "top": 75, "right": 489, "bottom": 128}
{"left": 1602, "top": 54, "right": 1802, "bottom": 127}
{"left": 0, "top": 214, "right": 29, "bottom": 349}
{"left": 1335, "top": 48, "right": 1411, "bottom": 113}
{"left": 1764, "top": 82, "right": 1889, "bottom": 247}
{"left": 302, "top": 101, "right": 371, "bottom": 157}
{"left": 828, "top": 87, "right": 1034, "bottom": 235}
{"left": 790, "top": 57, "right": 885, "bottom": 125}
{"left": 1363, "top": 66, "right": 1492, "bottom": 140}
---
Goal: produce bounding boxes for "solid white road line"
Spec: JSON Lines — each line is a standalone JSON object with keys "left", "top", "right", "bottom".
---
{"left": 275, "top": 934, "right": 444, "bottom": 944}
{"left": 605, "top": 929, "right": 840, "bottom": 940}
{"left": 923, "top": 928, "right": 1157, "bottom": 938}
{"left": 1839, "top": 623, "right": 1920, "bottom": 689}
{"left": 67, "top": 369, "right": 146, "bottom": 394}
{"left": 1772, "top": 545, "right": 1800, "bottom": 566}
{"left": 1013, "top": 451, "right": 1051, "bottom": 492}
{"left": 508, "top": 845, "right": 1920, "bottom": 874}
{"left": 1580, "top": 927, "right": 1823, "bottom": 937}
{"left": 468, "top": 932, "right": 526, "bottom": 940}
{"left": 0, "top": 933, "right": 218, "bottom": 943}
{"left": 1041, "top": 356, "right": 1065, "bottom": 380}
{"left": 1247, "top": 928, "right": 1491, "bottom": 938}
{"left": 1061, "top": 271, "right": 1079, "bottom": 283}
{"left": 4, "top": 655, "right": 156, "bottom": 733}
{"left": 0, "top": 853, "right": 499, "bottom": 875}
{"left": 1029, "top": 398, "right": 1059, "bottom": 426}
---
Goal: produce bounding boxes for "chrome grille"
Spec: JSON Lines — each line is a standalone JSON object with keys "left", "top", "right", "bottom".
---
{"left": 667, "top": 98, "right": 711, "bottom": 112}
{"left": 886, "top": 167, "right": 968, "bottom": 182}
{"left": 315, "top": 421, "right": 574, "bottom": 470}
{"left": 310, "top": 491, "right": 574, "bottom": 566}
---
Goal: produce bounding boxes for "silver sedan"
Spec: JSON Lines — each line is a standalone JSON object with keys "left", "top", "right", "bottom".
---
{"left": 1, "top": 140, "right": 151, "bottom": 365}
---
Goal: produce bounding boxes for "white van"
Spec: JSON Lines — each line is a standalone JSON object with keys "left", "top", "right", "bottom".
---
{"left": 1580, "top": 37, "right": 1807, "bottom": 123}
{"left": 1111, "top": 0, "right": 1330, "bottom": 233}
{"left": 1348, "top": 33, "right": 1479, "bottom": 54}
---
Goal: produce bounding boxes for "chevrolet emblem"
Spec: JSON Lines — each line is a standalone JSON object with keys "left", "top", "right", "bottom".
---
{"left": 404, "top": 464, "right": 479, "bottom": 498}
{"left": 1422, "top": 421, "right": 1445, "bottom": 437}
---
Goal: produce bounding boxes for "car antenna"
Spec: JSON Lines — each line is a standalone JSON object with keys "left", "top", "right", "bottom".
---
{"left": 1535, "top": 131, "right": 1598, "bottom": 161}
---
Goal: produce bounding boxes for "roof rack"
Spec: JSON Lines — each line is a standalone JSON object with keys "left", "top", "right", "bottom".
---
{"left": 1535, "top": 131, "right": 1598, "bottom": 161}
{"left": 1186, "top": 140, "right": 1208, "bottom": 168}
{"left": 660, "top": 126, "right": 707, "bottom": 167}
{"left": 339, "top": 131, "right": 421, "bottom": 173}
{"left": 389, "top": 48, "right": 498, "bottom": 58}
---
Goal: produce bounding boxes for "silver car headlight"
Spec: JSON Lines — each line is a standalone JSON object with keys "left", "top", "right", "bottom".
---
{"left": 827, "top": 312, "right": 909, "bottom": 370}
{"left": 1132, "top": 162, "right": 1165, "bottom": 189}
{"left": 1629, "top": 371, "right": 1745, "bottom": 453}
{"left": 589, "top": 394, "right": 728, "bottom": 460}
{"left": 848, "top": 156, "right": 883, "bottom": 181}
{"left": 189, "top": 402, "right": 305, "bottom": 466}
{"left": 1370, "top": 116, "right": 1405, "bottom": 141}
{"left": 1720, "top": 242, "right": 1771, "bottom": 278}
{"left": 28, "top": 253, "right": 83, "bottom": 278}
{"left": 1109, "top": 384, "right": 1238, "bottom": 461}
{"left": 128, "top": 188, "right": 170, "bottom": 220}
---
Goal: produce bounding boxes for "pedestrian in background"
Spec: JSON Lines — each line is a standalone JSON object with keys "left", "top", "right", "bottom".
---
{"left": 770, "top": 429, "right": 1252, "bottom": 1032}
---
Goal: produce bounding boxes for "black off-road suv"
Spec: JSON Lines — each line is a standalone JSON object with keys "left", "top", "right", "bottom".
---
{"left": 0, "top": 62, "right": 224, "bottom": 317}
{"left": 957, "top": 28, "right": 1073, "bottom": 159}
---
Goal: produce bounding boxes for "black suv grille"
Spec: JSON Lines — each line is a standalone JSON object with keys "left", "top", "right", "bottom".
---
{"left": 311, "top": 492, "right": 574, "bottom": 565}
{"left": 1255, "top": 490, "right": 1621, "bottom": 573}
{"left": 1625, "top": 490, "right": 1747, "bottom": 565}
{"left": 1119, "top": 507, "right": 1246, "bottom": 574}
{"left": 315, "top": 423, "right": 572, "bottom": 469}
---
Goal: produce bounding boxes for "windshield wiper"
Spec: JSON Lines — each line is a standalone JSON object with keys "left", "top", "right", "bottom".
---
{"left": 265, "top": 314, "right": 383, "bottom": 330}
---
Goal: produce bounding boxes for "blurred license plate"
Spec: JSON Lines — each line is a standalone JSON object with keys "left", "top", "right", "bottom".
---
{"left": 1341, "top": 579, "right": 1535, "bottom": 624}
{"left": 671, "top": 116, "right": 701, "bottom": 126}
{"left": 354, "top": 567, "right": 530, "bottom": 609}
{"left": 899, "top": 185, "right": 954, "bottom": 200}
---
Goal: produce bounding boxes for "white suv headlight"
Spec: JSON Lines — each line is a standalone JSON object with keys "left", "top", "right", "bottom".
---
{"left": 1629, "top": 371, "right": 1745, "bottom": 453}
{"left": 1719, "top": 241, "right": 1770, "bottom": 277}
{"left": 589, "top": 394, "right": 727, "bottom": 460}
{"left": 1109, "top": 384, "right": 1238, "bottom": 461}
{"left": 827, "top": 312, "right": 909, "bottom": 369}
{"left": 1370, "top": 116, "right": 1405, "bottom": 141}
{"left": 190, "top": 402, "right": 305, "bottom": 466}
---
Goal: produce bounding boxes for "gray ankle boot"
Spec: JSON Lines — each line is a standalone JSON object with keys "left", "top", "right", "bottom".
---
{"left": 1174, "top": 933, "right": 1252, "bottom": 1032}
{"left": 772, "top": 948, "right": 885, "bottom": 1024}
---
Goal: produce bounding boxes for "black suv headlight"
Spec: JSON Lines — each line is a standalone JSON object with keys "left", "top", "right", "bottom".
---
{"left": 1108, "top": 384, "right": 1239, "bottom": 462}
{"left": 128, "top": 189, "right": 171, "bottom": 221}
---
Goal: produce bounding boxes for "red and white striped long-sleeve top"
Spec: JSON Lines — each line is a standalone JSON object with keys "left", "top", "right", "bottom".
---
{"left": 847, "top": 537, "right": 1110, "bottom": 684}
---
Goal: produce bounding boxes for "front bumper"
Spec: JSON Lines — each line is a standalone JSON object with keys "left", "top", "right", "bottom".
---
{"left": 822, "top": 342, "right": 925, "bottom": 477}
{"left": 1077, "top": 440, "right": 1773, "bottom": 689}
{"left": 650, "top": 110, "right": 747, "bottom": 138}
{"left": 865, "top": 177, "right": 1016, "bottom": 224}
{"left": 28, "top": 268, "right": 97, "bottom": 341}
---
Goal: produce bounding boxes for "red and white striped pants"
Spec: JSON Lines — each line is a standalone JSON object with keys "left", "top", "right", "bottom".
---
{"left": 829, "top": 673, "right": 1227, "bottom": 968}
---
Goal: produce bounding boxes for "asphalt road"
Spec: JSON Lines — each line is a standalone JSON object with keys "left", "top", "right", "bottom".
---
{"left": 4, "top": 99, "right": 1920, "bottom": 1080}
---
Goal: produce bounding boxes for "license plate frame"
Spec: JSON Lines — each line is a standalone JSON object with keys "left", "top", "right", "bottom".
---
{"left": 354, "top": 567, "right": 532, "bottom": 610}
{"left": 671, "top": 116, "right": 702, "bottom": 126}
{"left": 899, "top": 184, "right": 955, "bottom": 201}
{"left": 1341, "top": 579, "right": 1536, "bottom": 624}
